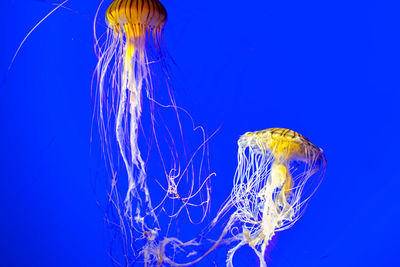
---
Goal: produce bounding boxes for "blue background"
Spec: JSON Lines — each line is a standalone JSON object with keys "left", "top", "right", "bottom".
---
{"left": 1, "top": 0, "right": 399, "bottom": 266}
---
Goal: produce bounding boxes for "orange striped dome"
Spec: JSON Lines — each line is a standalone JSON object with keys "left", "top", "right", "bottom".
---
{"left": 106, "top": 0, "right": 167, "bottom": 28}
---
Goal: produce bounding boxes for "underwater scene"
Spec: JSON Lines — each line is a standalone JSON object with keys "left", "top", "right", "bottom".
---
{"left": 0, "top": 0, "right": 399, "bottom": 266}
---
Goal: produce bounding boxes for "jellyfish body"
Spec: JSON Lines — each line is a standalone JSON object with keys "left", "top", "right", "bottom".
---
{"left": 95, "top": 0, "right": 167, "bottom": 248}
{"left": 95, "top": 1, "right": 214, "bottom": 264}
{"left": 222, "top": 128, "right": 326, "bottom": 266}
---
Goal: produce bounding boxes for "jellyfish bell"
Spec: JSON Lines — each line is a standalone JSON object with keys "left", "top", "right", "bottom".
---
{"left": 106, "top": 0, "right": 167, "bottom": 36}
{"left": 239, "top": 128, "right": 325, "bottom": 163}
{"left": 106, "top": 0, "right": 167, "bottom": 46}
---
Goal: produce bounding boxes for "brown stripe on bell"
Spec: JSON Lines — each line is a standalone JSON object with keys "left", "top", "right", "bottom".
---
{"left": 106, "top": 0, "right": 167, "bottom": 29}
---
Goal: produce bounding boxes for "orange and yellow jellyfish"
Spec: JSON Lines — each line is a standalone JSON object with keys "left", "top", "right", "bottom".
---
{"left": 94, "top": 0, "right": 212, "bottom": 264}
{"left": 94, "top": 0, "right": 168, "bottom": 257}
{"left": 224, "top": 128, "right": 326, "bottom": 266}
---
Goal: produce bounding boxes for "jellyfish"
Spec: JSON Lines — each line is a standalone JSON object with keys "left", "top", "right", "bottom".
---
{"left": 93, "top": 0, "right": 169, "bottom": 259}
{"left": 219, "top": 128, "right": 327, "bottom": 266}
{"left": 94, "top": 0, "right": 213, "bottom": 264}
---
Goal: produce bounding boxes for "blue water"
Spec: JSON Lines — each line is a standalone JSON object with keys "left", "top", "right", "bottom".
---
{"left": 1, "top": 0, "right": 399, "bottom": 266}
